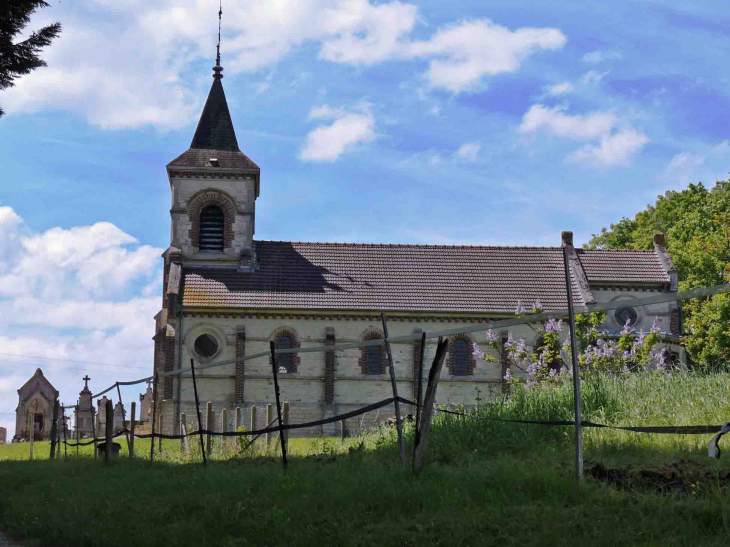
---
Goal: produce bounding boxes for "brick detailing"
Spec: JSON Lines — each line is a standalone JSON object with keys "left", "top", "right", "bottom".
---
{"left": 670, "top": 306, "right": 680, "bottom": 336}
{"left": 359, "top": 329, "right": 387, "bottom": 375}
{"left": 164, "top": 336, "right": 175, "bottom": 400}
{"left": 412, "top": 328, "right": 423, "bottom": 400}
{"left": 235, "top": 328, "right": 245, "bottom": 404}
{"left": 500, "top": 332, "right": 510, "bottom": 394}
{"left": 270, "top": 327, "right": 300, "bottom": 373}
{"left": 187, "top": 189, "right": 236, "bottom": 250}
{"left": 324, "top": 327, "right": 336, "bottom": 404}
{"left": 447, "top": 333, "right": 475, "bottom": 376}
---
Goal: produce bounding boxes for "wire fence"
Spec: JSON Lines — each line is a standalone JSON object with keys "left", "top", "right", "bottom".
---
{"left": 21, "top": 280, "right": 730, "bottom": 474}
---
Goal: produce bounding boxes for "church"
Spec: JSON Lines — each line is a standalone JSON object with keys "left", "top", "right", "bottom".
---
{"left": 151, "top": 60, "right": 683, "bottom": 436}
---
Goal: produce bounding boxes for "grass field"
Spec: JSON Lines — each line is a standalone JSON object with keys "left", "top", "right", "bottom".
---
{"left": 2, "top": 370, "right": 730, "bottom": 547}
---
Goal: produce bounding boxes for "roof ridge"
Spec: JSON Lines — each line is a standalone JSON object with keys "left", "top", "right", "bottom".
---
{"left": 254, "top": 239, "right": 563, "bottom": 250}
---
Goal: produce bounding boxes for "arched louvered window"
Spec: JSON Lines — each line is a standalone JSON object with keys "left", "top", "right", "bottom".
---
{"left": 366, "top": 345, "right": 381, "bottom": 375}
{"left": 454, "top": 339, "right": 468, "bottom": 376}
{"left": 278, "top": 335, "right": 293, "bottom": 373}
{"left": 199, "top": 205, "right": 224, "bottom": 251}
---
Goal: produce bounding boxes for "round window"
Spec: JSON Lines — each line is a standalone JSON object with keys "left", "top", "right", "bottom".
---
{"left": 194, "top": 334, "right": 219, "bottom": 358}
{"left": 615, "top": 306, "right": 638, "bottom": 327}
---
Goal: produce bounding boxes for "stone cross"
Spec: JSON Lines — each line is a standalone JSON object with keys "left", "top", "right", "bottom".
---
{"left": 83, "top": 375, "right": 90, "bottom": 389}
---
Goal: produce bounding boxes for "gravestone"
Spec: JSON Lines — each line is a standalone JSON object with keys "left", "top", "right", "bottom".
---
{"left": 0, "top": 426, "right": 6, "bottom": 444}
{"left": 113, "top": 401, "right": 124, "bottom": 433}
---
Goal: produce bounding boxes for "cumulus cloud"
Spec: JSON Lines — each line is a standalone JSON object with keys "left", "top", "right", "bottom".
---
{"left": 299, "top": 102, "right": 376, "bottom": 161}
{"left": 0, "top": 208, "right": 162, "bottom": 438}
{"left": 545, "top": 81, "right": 573, "bottom": 95}
{"left": 518, "top": 104, "right": 648, "bottom": 166}
{"left": 406, "top": 20, "right": 566, "bottom": 92}
{"left": 456, "top": 142, "right": 481, "bottom": 161}
{"left": 662, "top": 140, "right": 730, "bottom": 183}
{"left": 4, "top": 2, "right": 566, "bottom": 127}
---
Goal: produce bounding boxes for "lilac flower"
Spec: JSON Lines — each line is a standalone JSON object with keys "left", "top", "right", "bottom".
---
{"left": 533, "top": 299, "right": 543, "bottom": 311}
{"left": 515, "top": 300, "right": 526, "bottom": 315}
{"left": 485, "top": 329, "right": 499, "bottom": 343}
{"left": 472, "top": 343, "right": 485, "bottom": 360}
{"left": 503, "top": 368, "right": 513, "bottom": 381}
{"left": 650, "top": 317, "right": 661, "bottom": 334}
{"left": 621, "top": 318, "right": 633, "bottom": 335}
{"left": 545, "top": 318, "right": 564, "bottom": 333}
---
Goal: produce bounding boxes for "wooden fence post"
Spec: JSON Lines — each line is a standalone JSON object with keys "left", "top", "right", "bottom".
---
{"left": 250, "top": 406, "right": 257, "bottom": 450}
{"left": 206, "top": 402, "right": 213, "bottom": 455}
{"left": 149, "top": 372, "right": 159, "bottom": 465}
{"left": 158, "top": 412, "right": 163, "bottom": 453}
{"left": 116, "top": 383, "right": 130, "bottom": 455}
{"left": 270, "top": 341, "right": 288, "bottom": 472}
{"left": 50, "top": 398, "right": 59, "bottom": 459}
{"left": 189, "top": 360, "right": 207, "bottom": 467}
{"left": 75, "top": 404, "right": 79, "bottom": 458}
{"left": 413, "top": 337, "right": 448, "bottom": 474}
{"left": 180, "top": 413, "right": 190, "bottom": 458}
{"left": 341, "top": 420, "right": 345, "bottom": 442}
{"left": 129, "top": 401, "right": 136, "bottom": 458}
{"left": 381, "top": 312, "right": 405, "bottom": 466}
{"left": 221, "top": 408, "right": 229, "bottom": 450}
{"left": 93, "top": 408, "right": 99, "bottom": 459}
{"left": 105, "top": 398, "right": 113, "bottom": 465}
{"left": 282, "top": 402, "right": 290, "bottom": 449}
{"left": 28, "top": 413, "right": 34, "bottom": 461}
{"left": 266, "top": 404, "right": 273, "bottom": 447}
{"left": 62, "top": 405, "right": 67, "bottom": 459}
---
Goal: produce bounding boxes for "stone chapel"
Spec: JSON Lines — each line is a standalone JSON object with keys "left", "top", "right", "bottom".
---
{"left": 151, "top": 61, "right": 683, "bottom": 436}
{"left": 14, "top": 368, "right": 58, "bottom": 441}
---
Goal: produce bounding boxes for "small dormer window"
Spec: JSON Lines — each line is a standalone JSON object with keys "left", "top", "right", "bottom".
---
{"left": 209, "top": 158, "right": 219, "bottom": 167}
{"left": 199, "top": 205, "right": 224, "bottom": 251}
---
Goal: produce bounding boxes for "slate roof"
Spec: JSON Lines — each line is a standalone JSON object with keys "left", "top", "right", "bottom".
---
{"left": 178, "top": 241, "right": 671, "bottom": 313}
{"left": 167, "top": 67, "right": 259, "bottom": 170}
{"left": 577, "top": 249, "right": 669, "bottom": 284}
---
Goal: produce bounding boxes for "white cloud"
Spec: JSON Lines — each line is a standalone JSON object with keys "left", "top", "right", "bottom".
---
{"left": 662, "top": 140, "right": 730, "bottom": 183}
{"left": 582, "top": 49, "right": 622, "bottom": 64}
{"left": 4, "top": 3, "right": 566, "bottom": 127}
{"left": 406, "top": 20, "right": 566, "bottom": 92}
{"left": 581, "top": 69, "right": 610, "bottom": 85}
{"left": 0, "top": 208, "right": 162, "bottom": 439}
{"left": 299, "top": 102, "right": 376, "bottom": 161}
{"left": 518, "top": 104, "right": 648, "bottom": 166}
{"left": 545, "top": 81, "right": 573, "bottom": 95}
{"left": 456, "top": 142, "right": 481, "bottom": 162}
{"left": 566, "top": 128, "right": 649, "bottom": 167}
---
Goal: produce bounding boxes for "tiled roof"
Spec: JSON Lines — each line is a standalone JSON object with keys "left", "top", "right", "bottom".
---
{"left": 167, "top": 148, "right": 259, "bottom": 170}
{"left": 577, "top": 249, "right": 669, "bottom": 283}
{"left": 178, "top": 241, "right": 642, "bottom": 313}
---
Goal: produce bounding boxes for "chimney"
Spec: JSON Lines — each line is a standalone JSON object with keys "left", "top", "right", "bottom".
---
{"left": 561, "top": 231, "right": 574, "bottom": 247}
{"left": 653, "top": 233, "right": 665, "bottom": 247}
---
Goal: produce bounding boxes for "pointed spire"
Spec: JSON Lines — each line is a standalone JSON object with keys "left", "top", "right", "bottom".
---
{"left": 189, "top": 67, "right": 239, "bottom": 152}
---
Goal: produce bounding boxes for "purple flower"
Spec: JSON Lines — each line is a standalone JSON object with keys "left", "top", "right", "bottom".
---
{"left": 485, "top": 329, "right": 499, "bottom": 343}
{"left": 503, "top": 369, "right": 513, "bottom": 381}
{"left": 545, "top": 318, "right": 564, "bottom": 333}
{"left": 515, "top": 300, "right": 526, "bottom": 315}
{"left": 472, "top": 342, "right": 485, "bottom": 360}
{"left": 533, "top": 299, "right": 543, "bottom": 311}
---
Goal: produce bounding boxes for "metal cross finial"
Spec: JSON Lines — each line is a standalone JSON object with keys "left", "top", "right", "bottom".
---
{"left": 216, "top": 0, "right": 222, "bottom": 67}
{"left": 83, "top": 375, "right": 90, "bottom": 389}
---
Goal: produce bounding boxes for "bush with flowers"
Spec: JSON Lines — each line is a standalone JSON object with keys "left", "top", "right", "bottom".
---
{"left": 472, "top": 299, "right": 669, "bottom": 387}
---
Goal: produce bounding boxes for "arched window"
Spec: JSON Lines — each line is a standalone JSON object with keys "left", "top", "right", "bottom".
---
{"left": 453, "top": 339, "right": 468, "bottom": 376}
{"left": 360, "top": 330, "right": 386, "bottom": 375}
{"left": 366, "top": 345, "right": 381, "bottom": 375}
{"left": 448, "top": 335, "right": 475, "bottom": 376}
{"left": 278, "top": 335, "right": 293, "bottom": 373}
{"left": 199, "top": 205, "right": 224, "bottom": 251}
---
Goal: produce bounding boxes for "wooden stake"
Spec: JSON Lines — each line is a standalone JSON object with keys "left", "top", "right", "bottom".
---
{"left": 74, "top": 404, "right": 79, "bottom": 458}
{"left": 180, "top": 413, "right": 190, "bottom": 458}
{"left": 381, "top": 312, "right": 405, "bottom": 465}
{"left": 149, "top": 372, "right": 159, "bottom": 465}
{"left": 189, "top": 359, "right": 207, "bottom": 467}
{"left": 563, "top": 244, "right": 584, "bottom": 480}
{"left": 116, "top": 383, "right": 131, "bottom": 455}
{"left": 340, "top": 420, "right": 345, "bottom": 442}
{"left": 92, "top": 408, "right": 99, "bottom": 459}
{"left": 50, "top": 398, "right": 59, "bottom": 460}
{"left": 206, "top": 403, "right": 213, "bottom": 454}
{"left": 282, "top": 402, "right": 290, "bottom": 450}
{"left": 415, "top": 331, "right": 426, "bottom": 438}
{"left": 105, "top": 398, "right": 113, "bottom": 465}
{"left": 270, "top": 341, "right": 288, "bottom": 471}
{"left": 62, "top": 405, "right": 67, "bottom": 459}
{"left": 158, "top": 413, "right": 163, "bottom": 453}
{"left": 129, "top": 401, "right": 136, "bottom": 458}
{"left": 266, "top": 404, "right": 273, "bottom": 447}
{"left": 413, "top": 337, "right": 448, "bottom": 474}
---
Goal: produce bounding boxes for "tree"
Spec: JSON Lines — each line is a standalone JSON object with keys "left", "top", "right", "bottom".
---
{"left": 0, "top": 0, "right": 61, "bottom": 118}
{"left": 587, "top": 181, "right": 730, "bottom": 369}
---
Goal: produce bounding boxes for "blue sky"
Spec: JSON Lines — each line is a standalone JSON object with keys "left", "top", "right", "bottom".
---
{"left": 1, "top": 0, "right": 729, "bottom": 438}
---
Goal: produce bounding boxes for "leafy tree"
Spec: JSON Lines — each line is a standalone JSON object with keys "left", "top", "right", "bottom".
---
{"left": 587, "top": 181, "right": 730, "bottom": 369}
{"left": 0, "top": 0, "right": 61, "bottom": 118}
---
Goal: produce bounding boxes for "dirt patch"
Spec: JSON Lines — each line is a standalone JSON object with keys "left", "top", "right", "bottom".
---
{"left": 587, "top": 459, "right": 730, "bottom": 495}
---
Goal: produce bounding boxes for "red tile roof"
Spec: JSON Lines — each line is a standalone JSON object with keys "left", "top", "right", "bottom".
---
{"left": 577, "top": 249, "right": 669, "bottom": 283}
{"left": 179, "top": 241, "right": 670, "bottom": 313}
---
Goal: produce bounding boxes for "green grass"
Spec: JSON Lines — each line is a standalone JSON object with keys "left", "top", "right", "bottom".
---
{"left": 2, "top": 370, "right": 730, "bottom": 547}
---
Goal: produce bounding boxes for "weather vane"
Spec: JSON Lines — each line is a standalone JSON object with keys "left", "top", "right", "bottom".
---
{"left": 216, "top": 0, "right": 222, "bottom": 67}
